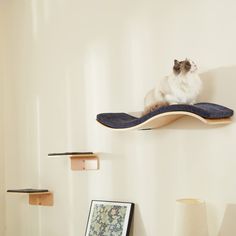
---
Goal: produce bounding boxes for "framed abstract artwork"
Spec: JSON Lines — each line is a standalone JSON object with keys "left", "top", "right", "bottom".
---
{"left": 85, "top": 200, "right": 134, "bottom": 236}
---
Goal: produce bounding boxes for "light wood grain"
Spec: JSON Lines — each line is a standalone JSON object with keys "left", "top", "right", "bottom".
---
{"left": 70, "top": 154, "right": 99, "bottom": 171}
{"left": 29, "top": 192, "right": 53, "bottom": 206}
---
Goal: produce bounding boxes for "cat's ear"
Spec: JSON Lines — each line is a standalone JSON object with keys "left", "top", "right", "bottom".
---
{"left": 173, "top": 60, "right": 181, "bottom": 74}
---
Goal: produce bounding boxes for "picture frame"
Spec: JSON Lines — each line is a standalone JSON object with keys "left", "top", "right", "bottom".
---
{"left": 85, "top": 200, "right": 134, "bottom": 236}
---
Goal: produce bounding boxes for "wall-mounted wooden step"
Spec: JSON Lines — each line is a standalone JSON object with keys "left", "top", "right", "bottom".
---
{"left": 48, "top": 152, "right": 99, "bottom": 171}
{"left": 7, "top": 189, "right": 54, "bottom": 206}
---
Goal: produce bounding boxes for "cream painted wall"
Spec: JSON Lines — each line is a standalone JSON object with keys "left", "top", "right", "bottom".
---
{"left": 0, "top": 89, "right": 5, "bottom": 236}
{"left": 2, "top": 0, "right": 236, "bottom": 236}
{"left": 0, "top": 65, "right": 5, "bottom": 234}
{"left": 0, "top": 3, "right": 6, "bottom": 235}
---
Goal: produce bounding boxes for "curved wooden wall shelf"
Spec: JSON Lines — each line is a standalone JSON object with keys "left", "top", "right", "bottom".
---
{"left": 98, "top": 111, "right": 232, "bottom": 131}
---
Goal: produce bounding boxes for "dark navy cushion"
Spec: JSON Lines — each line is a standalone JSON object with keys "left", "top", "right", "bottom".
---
{"left": 96, "top": 103, "right": 234, "bottom": 129}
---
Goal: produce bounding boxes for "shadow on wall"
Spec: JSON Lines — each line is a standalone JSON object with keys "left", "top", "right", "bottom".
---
{"left": 218, "top": 204, "right": 236, "bottom": 236}
{"left": 129, "top": 204, "right": 147, "bottom": 236}
{"left": 199, "top": 65, "right": 236, "bottom": 110}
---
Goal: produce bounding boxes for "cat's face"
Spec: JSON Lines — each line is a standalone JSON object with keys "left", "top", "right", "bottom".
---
{"left": 173, "top": 59, "right": 197, "bottom": 74}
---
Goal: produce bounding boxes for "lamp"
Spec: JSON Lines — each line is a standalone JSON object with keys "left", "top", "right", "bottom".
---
{"left": 173, "top": 198, "right": 209, "bottom": 236}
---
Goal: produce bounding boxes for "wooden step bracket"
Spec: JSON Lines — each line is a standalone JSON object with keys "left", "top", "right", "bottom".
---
{"left": 29, "top": 192, "right": 53, "bottom": 206}
{"left": 70, "top": 154, "right": 99, "bottom": 171}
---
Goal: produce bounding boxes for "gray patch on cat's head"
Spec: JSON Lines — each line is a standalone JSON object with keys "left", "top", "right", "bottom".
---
{"left": 173, "top": 59, "right": 193, "bottom": 74}
{"left": 180, "top": 59, "right": 191, "bottom": 73}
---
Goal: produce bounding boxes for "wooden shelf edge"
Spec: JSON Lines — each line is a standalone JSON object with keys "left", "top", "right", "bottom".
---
{"left": 7, "top": 189, "right": 49, "bottom": 194}
{"left": 48, "top": 152, "right": 93, "bottom": 157}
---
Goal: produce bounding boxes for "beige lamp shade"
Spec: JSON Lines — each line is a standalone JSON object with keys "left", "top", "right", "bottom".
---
{"left": 173, "top": 199, "right": 209, "bottom": 236}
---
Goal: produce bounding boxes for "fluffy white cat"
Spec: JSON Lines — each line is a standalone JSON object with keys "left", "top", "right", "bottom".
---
{"left": 143, "top": 59, "right": 202, "bottom": 115}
